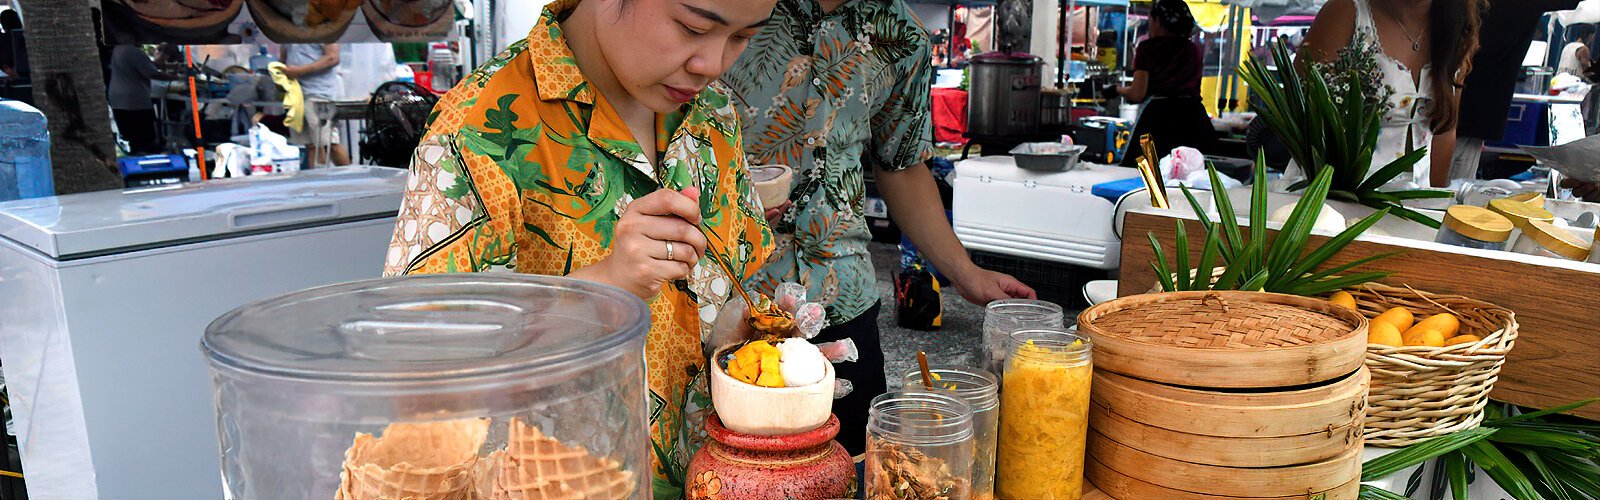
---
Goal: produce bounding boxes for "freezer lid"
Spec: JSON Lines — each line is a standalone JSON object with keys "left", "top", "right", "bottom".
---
{"left": 0, "top": 166, "right": 406, "bottom": 259}
{"left": 954, "top": 155, "right": 1141, "bottom": 189}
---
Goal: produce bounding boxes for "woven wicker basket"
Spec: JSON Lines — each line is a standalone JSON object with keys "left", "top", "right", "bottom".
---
{"left": 1342, "top": 283, "right": 1518, "bottom": 447}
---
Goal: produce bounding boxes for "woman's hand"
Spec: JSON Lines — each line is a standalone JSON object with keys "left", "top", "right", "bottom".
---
{"left": 569, "top": 188, "right": 708, "bottom": 299}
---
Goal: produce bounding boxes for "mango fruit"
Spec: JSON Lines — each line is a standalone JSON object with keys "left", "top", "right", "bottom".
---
{"left": 1368, "top": 322, "right": 1403, "bottom": 347}
{"left": 1372, "top": 307, "right": 1415, "bottom": 333}
{"left": 1406, "top": 313, "right": 1461, "bottom": 340}
{"left": 1444, "top": 335, "right": 1482, "bottom": 346}
{"left": 1330, "top": 291, "right": 1357, "bottom": 310}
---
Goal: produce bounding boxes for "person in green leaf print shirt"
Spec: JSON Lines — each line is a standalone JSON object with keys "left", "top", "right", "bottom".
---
{"left": 722, "top": 0, "right": 1038, "bottom": 455}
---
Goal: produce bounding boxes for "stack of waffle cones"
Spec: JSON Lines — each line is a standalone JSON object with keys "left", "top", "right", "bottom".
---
{"left": 335, "top": 418, "right": 634, "bottom": 500}
{"left": 477, "top": 419, "right": 635, "bottom": 500}
{"left": 336, "top": 418, "right": 490, "bottom": 500}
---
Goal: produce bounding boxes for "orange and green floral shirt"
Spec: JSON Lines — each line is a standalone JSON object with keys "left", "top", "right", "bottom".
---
{"left": 382, "top": 1, "right": 772, "bottom": 495}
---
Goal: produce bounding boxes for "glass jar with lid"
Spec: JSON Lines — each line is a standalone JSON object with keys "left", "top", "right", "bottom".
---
{"left": 1487, "top": 197, "right": 1556, "bottom": 246}
{"left": 1436, "top": 205, "right": 1515, "bottom": 251}
{"left": 1511, "top": 219, "right": 1591, "bottom": 261}
{"left": 866, "top": 391, "right": 976, "bottom": 500}
{"left": 982, "top": 299, "right": 1064, "bottom": 375}
{"left": 202, "top": 274, "right": 650, "bottom": 499}
{"left": 901, "top": 366, "right": 1000, "bottom": 500}
{"left": 996, "top": 328, "right": 1094, "bottom": 500}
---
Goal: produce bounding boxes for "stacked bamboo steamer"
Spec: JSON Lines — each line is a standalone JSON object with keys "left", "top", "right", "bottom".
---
{"left": 1078, "top": 291, "right": 1370, "bottom": 500}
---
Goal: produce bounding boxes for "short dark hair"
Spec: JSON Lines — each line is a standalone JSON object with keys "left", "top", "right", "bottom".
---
{"left": 0, "top": 10, "right": 21, "bottom": 31}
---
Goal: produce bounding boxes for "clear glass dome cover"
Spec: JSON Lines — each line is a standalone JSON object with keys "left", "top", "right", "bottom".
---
{"left": 202, "top": 274, "right": 651, "bottom": 499}
{"left": 204, "top": 273, "right": 648, "bottom": 383}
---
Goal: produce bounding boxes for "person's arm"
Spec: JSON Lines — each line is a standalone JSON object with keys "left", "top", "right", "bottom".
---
{"left": 1117, "top": 70, "right": 1150, "bottom": 103}
{"left": 1429, "top": 90, "right": 1464, "bottom": 187}
{"left": 1430, "top": 128, "right": 1456, "bottom": 187}
{"left": 282, "top": 44, "right": 341, "bottom": 79}
{"left": 1300, "top": 0, "right": 1357, "bottom": 65}
{"left": 872, "top": 40, "right": 1036, "bottom": 305}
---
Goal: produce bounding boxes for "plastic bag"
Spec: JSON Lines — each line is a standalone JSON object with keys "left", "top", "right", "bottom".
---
{"left": 1161, "top": 146, "right": 1206, "bottom": 182}
{"left": 816, "top": 339, "right": 859, "bottom": 364}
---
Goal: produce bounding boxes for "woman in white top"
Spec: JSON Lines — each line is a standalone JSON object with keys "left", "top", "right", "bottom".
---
{"left": 1303, "top": 0, "right": 1486, "bottom": 188}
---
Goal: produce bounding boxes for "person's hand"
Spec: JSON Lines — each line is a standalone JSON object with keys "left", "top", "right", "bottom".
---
{"left": 1561, "top": 179, "right": 1600, "bottom": 203}
{"left": 763, "top": 201, "right": 792, "bottom": 227}
{"left": 952, "top": 267, "right": 1037, "bottom": 306}
{"left": 570, "top": 188, "right": 707, "bottom": 299}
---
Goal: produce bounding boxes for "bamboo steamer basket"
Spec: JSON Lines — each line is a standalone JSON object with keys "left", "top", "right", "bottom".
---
{"left": 1087, "top": 428, "right": 1362, "bottom": 498}
{"left": 1078, "top": 291, "right": 1369, "bottom": 388}
{"left": 1089, "top": 368, "right": 1367, "bottom": 468}
{"left": 1086, "top": 454, "right": 1360, "bottom": 500}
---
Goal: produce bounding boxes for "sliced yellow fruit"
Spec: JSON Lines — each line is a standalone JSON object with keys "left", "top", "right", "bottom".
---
{"left": 1330, "top": 291, "right": 1357, "bottom": 310}
{"left": 1367, "top": 322, "right": 1403, "bottom": 347}
{"left": 1372, "top": 307, "right": 1415, "bottom": 333}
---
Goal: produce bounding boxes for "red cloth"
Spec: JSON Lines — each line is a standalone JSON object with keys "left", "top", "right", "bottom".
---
{"left": 932, "top": 88, "right": 968, "bottom": 145}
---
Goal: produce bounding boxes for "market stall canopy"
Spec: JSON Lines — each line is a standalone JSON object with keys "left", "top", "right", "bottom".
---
{"left": 104, "top": 0, "right": 457, "bottom": 45}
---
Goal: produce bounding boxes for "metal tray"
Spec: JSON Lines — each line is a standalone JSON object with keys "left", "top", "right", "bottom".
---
{"left": 1010, "top": 143, "right": 1087, "bottom": 172}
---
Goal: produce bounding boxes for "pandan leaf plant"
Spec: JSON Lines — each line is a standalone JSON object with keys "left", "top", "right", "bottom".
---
{"left": 1150, "top": 153, "right": 1397, "bottom": 296}
{"left": 1360, "top": 399, "right": 1600, "bottom": 500}
{"left": 1239, "top": 39, "right": 1451, "bottom": 229}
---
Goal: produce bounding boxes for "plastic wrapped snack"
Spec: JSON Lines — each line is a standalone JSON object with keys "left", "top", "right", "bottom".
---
{"left": 816, "top": 339, "right": 859, "bottom": 363}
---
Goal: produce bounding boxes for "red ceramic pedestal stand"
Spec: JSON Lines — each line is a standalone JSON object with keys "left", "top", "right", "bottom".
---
{"left": 686, "top": 413, "right": 857, "bottom": 499}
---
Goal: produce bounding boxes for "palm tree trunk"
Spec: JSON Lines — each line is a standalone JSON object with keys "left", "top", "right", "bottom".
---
{"left": 16, "top": 0, "right": 122, "bottom": 194}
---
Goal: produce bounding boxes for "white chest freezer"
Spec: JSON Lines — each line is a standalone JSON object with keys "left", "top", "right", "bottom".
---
{"left": 0, "top": 167, "right": 405, "bottom": 499}
{"left": 952, "top": 156, "right": 1141, "bottom": 270}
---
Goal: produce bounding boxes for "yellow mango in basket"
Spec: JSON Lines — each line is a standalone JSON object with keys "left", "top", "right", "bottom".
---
{"left": 1444, "top": 335, "right": 1482, "bottom": 346}
{"left": 1404, "top": 329, "right": 1446, "bottom": 347}
{"left": 1372, "top": 307, "right": 1415, "bottom": 333}
{"left": 1329, "top": 291, "right": 1357, "bottom": 310}
{"left": 1405, "top": 313, "right": 1460, "bottom": 340}
{"left": 1367, "top": 322, "right": 1403, "bottom": 347}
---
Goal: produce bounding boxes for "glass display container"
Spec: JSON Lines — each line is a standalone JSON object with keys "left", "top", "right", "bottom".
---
{"left": 1510, "top": 219, "right": 1590, "bottom": 261}
{"left": 202, "top": 274, "right": 650, "bottom": 499}
{"left": 865, "top": 391, "right": 976, "bottom": 500}
{"left": 1487, "top": 197, "right": 1556, "bottom": 247}
{"left": 997, "top": 329, "right": 1094, "bottom": 500}
{"left": 982, "top": 299, "right": 1065, "bottom": 375}
{"left": 1435, "top": 205, "right": 1514, "bottom": 251}
{"left": 900, "top": 366, "right": 1001, "bottom": 500}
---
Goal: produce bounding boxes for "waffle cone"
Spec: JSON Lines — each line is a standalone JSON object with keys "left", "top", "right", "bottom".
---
{"left": 485, "top": 420, "right": 635, "bottom": 500}
{"left": 335, "top": 419, "right": 489, "bottom": 500}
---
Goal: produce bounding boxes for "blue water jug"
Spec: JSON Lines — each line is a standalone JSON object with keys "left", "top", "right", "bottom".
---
{"left": 0, "top": 99, "right": 52, "bottom": 201}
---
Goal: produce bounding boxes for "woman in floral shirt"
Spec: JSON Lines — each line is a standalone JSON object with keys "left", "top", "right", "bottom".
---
{"left": 383, "top": 0, "right": 775, "bottom": 496}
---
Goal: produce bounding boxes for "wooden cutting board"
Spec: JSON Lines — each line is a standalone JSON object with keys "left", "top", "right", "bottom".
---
{"left": 1084, "top": 483, "right": 1112, "bottom": 499}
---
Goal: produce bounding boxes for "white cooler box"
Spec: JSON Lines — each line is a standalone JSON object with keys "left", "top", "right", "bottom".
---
{"left": 952, "top": 156, "right": 1140, "bottom": 270}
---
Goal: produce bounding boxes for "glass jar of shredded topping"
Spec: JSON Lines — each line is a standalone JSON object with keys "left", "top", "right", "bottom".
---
{"left": 1436, "top": 205, "right": 1514, "bottom": 251}
{"left": 902, "top": 366, "right": 1001, "bottom": 500}
{"left": 996, "top": 329, "right": 1093, "bottom": 500}
{"left": 982, "top": 300, "right": 1064, "bottom": 376}
{"left": 866, "top": 391, "right": 975, "bottom": 500}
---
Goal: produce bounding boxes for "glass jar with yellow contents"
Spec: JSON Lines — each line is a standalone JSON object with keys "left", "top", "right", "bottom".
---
{"left": 996, "top": 329, "right": 1093, "bottom": 500}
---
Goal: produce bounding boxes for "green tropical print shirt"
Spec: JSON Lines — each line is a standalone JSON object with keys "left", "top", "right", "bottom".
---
{"left": 723, "top": 0, "right": 936, "bottom": 325}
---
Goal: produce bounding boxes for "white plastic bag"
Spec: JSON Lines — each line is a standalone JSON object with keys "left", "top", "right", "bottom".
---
{"left": 1160, "top": 146, "right": 1206, "bottom": 183}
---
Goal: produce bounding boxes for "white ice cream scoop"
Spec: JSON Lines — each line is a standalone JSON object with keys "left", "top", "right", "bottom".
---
{"left": 777, "top": 338, "right": 826, "bottom": 387}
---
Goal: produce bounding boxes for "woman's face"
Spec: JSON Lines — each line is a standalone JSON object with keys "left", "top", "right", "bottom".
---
{"left": 595, "top": 0, "right": 776, "bottom": 113}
